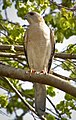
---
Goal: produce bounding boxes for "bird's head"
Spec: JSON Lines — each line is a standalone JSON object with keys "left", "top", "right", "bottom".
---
{"left": 24, "top": 12, "right": 44, "bottom": 24}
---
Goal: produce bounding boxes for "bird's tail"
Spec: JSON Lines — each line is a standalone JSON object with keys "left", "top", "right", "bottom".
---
{"left": 34, "top": 83, "right": 46, "bottom": 116}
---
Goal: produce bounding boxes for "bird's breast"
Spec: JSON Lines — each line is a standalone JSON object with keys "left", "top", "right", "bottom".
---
{"left": 28, "top": 23, "right": 50, "bottom": 44}
{"left": 26, "top": 24, "right": 51, "bottom": 71}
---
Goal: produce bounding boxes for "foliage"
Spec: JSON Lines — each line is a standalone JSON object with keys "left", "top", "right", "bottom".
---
{"left": 46, "top": 114, "right": 55, "bottom": 120}
{"left": 0, "top": 95, "right": 8, "bottom": 108}
{"left": 56, "top": 94, "right": 76, "bottom": 119}
{"left": 0, "top": 0, "right": 76, "bottom": 120}
{"left": 47, "top": 86, "right": 56, "bottom": 97}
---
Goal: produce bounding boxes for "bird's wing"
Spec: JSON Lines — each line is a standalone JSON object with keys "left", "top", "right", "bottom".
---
{"left": 24, "top": 30, "right": 29, "bottom": 66}
{"left": 48, "top": 29, "right": 55, "bottom": 73}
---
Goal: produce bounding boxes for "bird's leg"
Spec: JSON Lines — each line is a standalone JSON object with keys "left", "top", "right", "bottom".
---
{"left": 28, "top": 68, "right": 36, "bottom": 76}
{"left": 49, "top": 69, "right": 53, "bottom": 74}
{"left": 30, "top": 69, "right": 36, "bottom": 73}
{"left": 40, "top": 67, "right": 47, "bottom": 75}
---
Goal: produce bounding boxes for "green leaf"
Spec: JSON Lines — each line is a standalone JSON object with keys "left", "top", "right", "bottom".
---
{"left": 62, "top": 60, "right": 74, "bottom": 71}
{"left": 67, "top": 44, "right": 76, "bottom": 54}
{"left": 45, "top": 14, "right": 53, "bottom": 25}
{"left": 59, "top": 17, "right": 71, "bottom": 30}
{"left": 0, "top": 13, "right": 2, "bottom": 19}
{"left": 23, "top": 89, "right": 34, "bottom": 98}
{"left": 46, "top": 114, "right": 55, "bottom": 120}
{"left": 17, "top": 7, "right": 28, "bottom": 18}
{"left": 62, "top": 0, "right": 72, "bottom": 7}
{"left": 55, "top": 31, "right": 64, "bottom": 43}
{"left": 47, "top": 86, "right": 56, "bottom": 97}
{"left": 0, "top": 95, "right": 8, "bottom": 108}
{"left": 64, "top": 29, "right": 73, "bottom": 39}
{"left": 65, "top": 94, "right": 76, "bottom": 101}
{"left": 56, "top": 100, "right": 65, "bottom": 112}
{"left": 2, "top": 0, "right": 12, "bottom": 9}
{"left": 50, "top": 2, "right": 58, "bottom": 10}
{"left": 70, "top": 72, "right": 76, "bottom": 79}
{"left": 61, "top": 118, "right": 67, "bottom": 120}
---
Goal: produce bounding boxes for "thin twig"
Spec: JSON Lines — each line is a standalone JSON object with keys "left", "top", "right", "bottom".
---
{"left": 53, "top": 72, "right": 75, "bottom": 81}
{"left": 47, "top": 96, "right": 60, "bottom": 115}
{"left": 54, "top": 58, "right": 76, "bottom": 78}
{"left": 0, "top": 19, "right": 19, "bottom": 25}
{"left": 61, "top": 44, "right": 76, "bottom": 53}
{"left": 50, "top": 0, "right": 76, "bottom": 11}
{"left": 46, "top": 108, "right": 60, "bottom": 120}
{"left": 0, "top": 31, "right": 12, "bottom": 41}
{"left": 0, "top": 76, "right": 46, "bottom": 120}
{"left": 2, "top": 77, "right": 36, "bottom": 113}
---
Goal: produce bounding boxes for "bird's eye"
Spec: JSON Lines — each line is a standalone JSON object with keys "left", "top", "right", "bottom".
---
{"left": 29, "top": 12, "right": 34, "bottom": 16}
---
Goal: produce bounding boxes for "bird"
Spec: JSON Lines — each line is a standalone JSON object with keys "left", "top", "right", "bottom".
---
{"left": 24, "top": 11, "right": 55, "bottom": 117}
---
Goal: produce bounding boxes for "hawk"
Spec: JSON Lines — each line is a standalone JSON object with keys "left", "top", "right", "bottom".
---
{"left": 24, "top": 11, "right": 55, "bottom": 117}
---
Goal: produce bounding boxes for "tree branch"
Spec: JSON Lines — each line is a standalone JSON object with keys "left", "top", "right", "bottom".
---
{"left": 0, "top": 45, "right": 23, "bottom": 51}
{"left": 0, "top": 52, "right": 25, "bottom": 60}
{"left": 53, "top": 72, "right": 76, "bottom": 81}
{"left": 54, "top": 53, "right": 76, "bottom": 59}
{"left": 0, "top": 19, "right": 19, "bottom": 25}
{"left": 47, "top": 96, "right": 60, "bottom": 115}
{"left": 0, "top": 77, "right": 46, "bottom": 120}
{"left": 1, "top": 77, "right": 35, "bottom": 113}
{"left": 0, "top": 77, "right": 45, "bottom": 120}
{"left": 50, "top": 0, "right": 76, "bottom": 11}
{"left": 0, "top": 63, "right": 76, "bottom": 98}
{"left": 0, "top": 45, "right": 76, "bottom": 59}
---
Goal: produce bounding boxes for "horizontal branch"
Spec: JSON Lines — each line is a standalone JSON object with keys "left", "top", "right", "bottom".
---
{"left": 0, "top": 45, "right": 76, "bottom": 59}
{"left": 50, "top": 1, "right": 76, "bottom": 11}
{"left": 54, "top": 53, "right": 76, "bottom": 59}
{"left": 53, "top": 72, "right": 76, "bottom": 81}
{"left": 0, "top": 63, "right": 76, "bottom": 98}
{"left": 0, "top": 45, "right": 23, "bottom": 51}
{"left": 0, "top": 52, "right": 25, "bottom": 60}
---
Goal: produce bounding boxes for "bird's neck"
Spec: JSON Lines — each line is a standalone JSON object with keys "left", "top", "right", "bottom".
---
{"left": 30, "top": 21, "right": 45, "bottom": 27}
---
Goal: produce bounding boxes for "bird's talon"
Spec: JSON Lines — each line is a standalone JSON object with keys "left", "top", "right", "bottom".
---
{"left": 40, "top": 70, "right": 47, "bottom": 75}
{"left": 31, "top": 69, "right": 36, "bottom": 73}
{"left": 28, "top": 69, "right": 36, "bottom": 76}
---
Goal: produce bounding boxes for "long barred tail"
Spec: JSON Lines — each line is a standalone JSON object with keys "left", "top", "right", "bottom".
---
{"left": 34, "top": 83, "right": 46, "bottom": 116}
